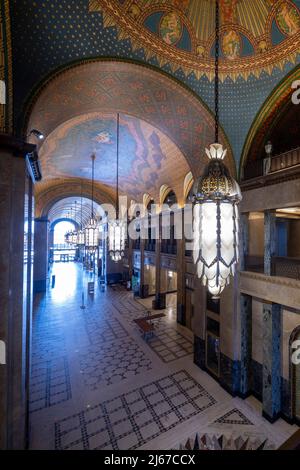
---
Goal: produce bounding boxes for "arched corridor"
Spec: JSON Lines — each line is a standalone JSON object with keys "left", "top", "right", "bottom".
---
{"left": 1, "top": 0, "right": 300, "bottom": 454}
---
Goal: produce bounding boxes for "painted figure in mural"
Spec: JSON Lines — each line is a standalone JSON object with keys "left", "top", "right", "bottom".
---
{"left": 222, "top": 30, "right": 240, "bottom": 60}
{"left": 128, "top": 3, "right": 141, "bottom": 19}
{"left": 93, "top": 130, "right": 113, "bottom": 144}
{"left": 276, "top": 2, "right": 300, "bottom": 36}
{"left": 196, "top": 45, "right": 205, "bottom": 57}
{"left": 258, "top": 40, "right": 268, "bottom": 53}
{"left": 160, "top": 12, "right": 182, "bottom": 46}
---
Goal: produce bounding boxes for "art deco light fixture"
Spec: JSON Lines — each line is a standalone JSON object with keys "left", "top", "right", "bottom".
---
{"left": 108, "top": 113, "right": 126, "bottom": 262}
{"left": 193, "top": 0, "right": 242, "bottom": 299}
{"left": 70, "top": 201, "right": 78, "bottom": 245}
{"left": 77, "top": 182, "right": 85, "bottom": 247}
{"left": 84, "top": 154, "right": 99, "bottom": 253}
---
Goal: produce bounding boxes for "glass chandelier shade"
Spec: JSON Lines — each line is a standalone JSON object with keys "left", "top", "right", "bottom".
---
{"left": 193, "top": 144, "right": 242, "bottom": 298}
{"left": 71, "top": 230, "right": 78, "bottom": 245}
{"left": 77, "top": 229, "right": 85, "bottom": 247}
{"left": 108, "top": 219, "right": 126, "bottom": 262}
{"left": 65, "top": 231, "right": 72, "bottom": 244}
{"left": 84, "top": 217, "right": 98, "bottom": 252}
{"left": 109, "top": 113, "right": 126, "bottom": 262}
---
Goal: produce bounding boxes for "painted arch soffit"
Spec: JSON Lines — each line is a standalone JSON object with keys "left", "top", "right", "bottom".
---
{"left": 90, "top": 0, "right": 300, "bottom": 82}
{"left": 26, "top": 60, "right": 236, "bottom": 182}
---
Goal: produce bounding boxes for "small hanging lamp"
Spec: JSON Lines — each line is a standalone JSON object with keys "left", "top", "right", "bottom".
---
{"left": 77, "top": 182, "right": 85, "bottom": 247}
{"left": 108, "top": 113, "right": 126, "bottom": 262}
{"left": 85, "top": 154, "right": 99, "bottom": 252}
{"left": 71, "top": 201, "right": 79, "bottom": 245}
{"left": 193, "top": 0, "right": 242, "bottom": 299}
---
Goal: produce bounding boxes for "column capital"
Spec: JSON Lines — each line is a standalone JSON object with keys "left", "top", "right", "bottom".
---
{"left": 34, "top": 217, "right": 49, "bottom": 223}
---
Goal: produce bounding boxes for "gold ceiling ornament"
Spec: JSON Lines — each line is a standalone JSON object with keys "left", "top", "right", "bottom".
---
{"left": 89, "top": 0, "right": 300, "bottom": 82}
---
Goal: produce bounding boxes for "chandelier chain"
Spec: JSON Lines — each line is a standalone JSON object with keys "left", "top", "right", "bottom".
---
{"left": 215, "top": 0, "right": 219, "bottom": 143}
{"left": 116, "top": 113, "right": 120, "bottom": 219}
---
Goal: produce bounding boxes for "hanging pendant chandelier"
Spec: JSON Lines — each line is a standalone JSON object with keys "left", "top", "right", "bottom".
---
{"left": 85, "top": 154, "right": 99, "bottom": 253}
{"left": 65, "top": 210, "right": 74, "bottom": 245}
{"left": 108, "top": 113, "right": 126, "bottom": 262}
{"left": 71, "top": 201, "right": 78, "bottom": 245}
{"left": 193, "top": 0, "right": 242, "bottom": 299}
{"left": 77, "top": 182, "right": 85, "bottom": 247}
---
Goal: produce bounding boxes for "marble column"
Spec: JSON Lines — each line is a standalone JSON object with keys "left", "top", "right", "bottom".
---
{"left": 240, "top": 293, "right": 252, "bottom": 397}
{"left": 240, "top": 213, "right": 249, "bottom": 271}
{"left": 0, "top": 134, "right": 36, "bottom": 449}
{"left": 193, "top": 278, "right": 207, "bottom": 370}
{"left": 262, "top": 302, "right": 281, "bottom": 422}
{"left": 264, "top": 210, "right": 276, "bottom": 276}
{"left": 128, "top": 235, "right": 133, "bottom": 284}
{"left": 154, "top": 213, "right": 165, "bottom": 309}
{"left": 33, "top": 217, "right": 49, "bottom": 293}
{"left": 176, "top": 209, "right": 186, "bottom": 325}
{"left": 139, "top": 233, "right": 147, "bottom": 298}
{"left": 48, "top": 227, "right": 54, "bottom": 263}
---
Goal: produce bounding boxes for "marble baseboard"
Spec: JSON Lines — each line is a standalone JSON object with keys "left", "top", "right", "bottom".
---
{"left": 220, "top": 353, "right": 241, "bottom": 396}
{"left": 251, "top": 359, "right": 263, "bottom": 401}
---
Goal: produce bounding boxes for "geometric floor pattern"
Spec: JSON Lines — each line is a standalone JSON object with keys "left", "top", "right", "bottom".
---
{"left": 29, "top": 263, "right": 297, "bottom": 450}
{"left": 148, "top": 328, "right": 193, "bottom": 363}
{"left": 110, "top": 290, "right": 193, "bottom": 363}
{"left": 30, "top": 300, "right": 72, "bottom": 412}
{"left": 55, "top": 370, "right": 216, "bottom": 450}
{"left": 80, "top": 337, "right": 152, "bottom": 389}
{"left": 214, "top": 408, "right": 254, "bottom": 426}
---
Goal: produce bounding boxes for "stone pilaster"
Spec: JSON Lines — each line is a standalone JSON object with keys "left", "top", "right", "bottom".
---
{"left": 240, "top": 213, "right": 249, "bottom": 271}
{"left": 139, "top": 227, "right": 147, "bottom": 298}
{"left": 0, "top": 135, "right": 36, "bottom": 449}
{"left": 176, "top": 210, "right": 185, "bottom": 325}
{"left": 154, "top": 213, "right": 165, "bottom": 309}
{"left": 264, "top": 210, "right": 276, "bottom": 276}
{"left": 262, "top": 302, "right": 281, "bottom": 422}
{"left": 33, "top": 217, "right": 49, "bottom": 293}
{"left": 240, "top": 293, "right": 252, "bottom": 396}
{"left": 193, "top": 278, "right": 206, "bottom": 369}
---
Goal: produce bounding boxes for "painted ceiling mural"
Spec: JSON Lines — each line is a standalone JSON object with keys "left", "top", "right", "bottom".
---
{"left": 27, "top": 61, "right": 234, "bottom": 180}
{"left": 10, "top": 0, "right": 300, "bottom": 165}
{"left": 90, "top": 0, "right": 300, "bottom": 80}
{"left": 37, "top": 112, "right": 191, "bottom": 202}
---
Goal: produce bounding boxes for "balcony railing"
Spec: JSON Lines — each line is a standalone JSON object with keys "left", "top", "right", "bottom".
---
{"left": 271, "top": 256, "right": 300, "bottom": 280}
{"left": 245, "top": 255, "right": 300, "bottom": 281}
{"left": 243, "top": 147, "right": 300, "bottom": 180}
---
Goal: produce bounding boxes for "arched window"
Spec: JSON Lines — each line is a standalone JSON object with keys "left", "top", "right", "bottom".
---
{"left": 163, "top": 190, "right": 177, "bottom": 207}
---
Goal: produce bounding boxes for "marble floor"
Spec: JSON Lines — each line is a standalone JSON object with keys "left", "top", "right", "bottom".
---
{"left": 29, "top": 263, "right": 297, "bottom": 450}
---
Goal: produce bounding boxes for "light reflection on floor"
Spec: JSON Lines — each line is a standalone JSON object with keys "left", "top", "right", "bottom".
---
{"left": 29, "top": 262, "right": 297, "bottom": 450}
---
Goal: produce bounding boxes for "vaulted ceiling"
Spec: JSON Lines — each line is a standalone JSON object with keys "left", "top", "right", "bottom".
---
{"left": 27, "top": 60, "right": 235, "bottom": 211}
{"left": 10, "top": 0, "right": 300, "bottom": 163}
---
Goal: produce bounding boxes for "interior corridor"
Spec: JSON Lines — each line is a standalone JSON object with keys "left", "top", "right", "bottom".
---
{"left": 29, "top": 263, "right": 296, "bottom": 451}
